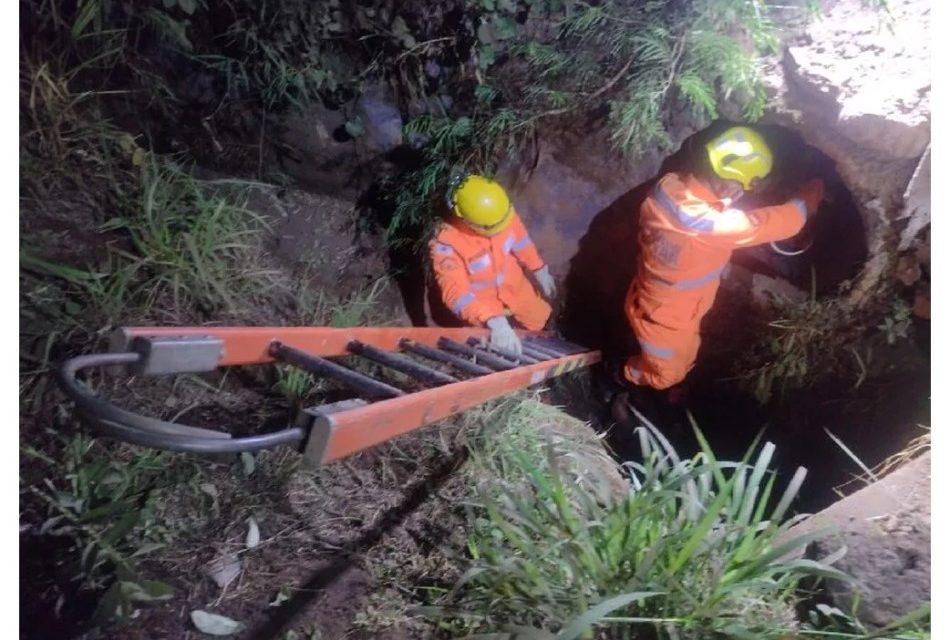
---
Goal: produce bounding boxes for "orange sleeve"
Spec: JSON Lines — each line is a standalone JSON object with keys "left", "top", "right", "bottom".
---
{"left": 430, "top": 237, "right": 504, "bottom": 326}
{"left": 506, "top": 212, "right": 545, "bottom": 272}
{"left": 698, "top": 199, "right": 808, "bottom": 248}
{"left": 653, "top": 179, "right": 807, "bottom": 249}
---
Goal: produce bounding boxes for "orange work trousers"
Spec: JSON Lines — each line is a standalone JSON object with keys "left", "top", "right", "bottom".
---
{"left": 622, "top": 278, "right": 717, "bottom": 390}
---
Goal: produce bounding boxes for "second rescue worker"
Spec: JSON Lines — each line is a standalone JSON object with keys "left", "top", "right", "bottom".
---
{"left": 618, "top": 125, "right": 826, "bottom": 403}
{"left": 429, "top": 175, "right": 556, "bottom": 356}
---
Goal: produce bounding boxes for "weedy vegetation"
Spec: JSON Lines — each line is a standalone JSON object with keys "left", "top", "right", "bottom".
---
{"left": 436, "top": 405, "right": 843, "bottom": 638}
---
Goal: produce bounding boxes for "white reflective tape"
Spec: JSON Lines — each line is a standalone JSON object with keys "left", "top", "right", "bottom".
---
{"left": 789, "top": 197, "right": 808, "bottom": 221}
{"left": 453, "top": 292, "right": 476, "bottom": 313}
{"left": 654, "top": 185, "right": 714, "bottom": 233}
{"left": 638, "top": 338, "right": 674, "bottom": 359}
{"left": 467, "top": 254, "right": 492, "bottom": 274}
{"left": 470, "top": 272, "right": 505, "bottom": 292}
{"left": 511, "top": 236, "right": 531, "bottom": 251}
{"left": 470, "top": 280, "right": 494, "bottom": 291}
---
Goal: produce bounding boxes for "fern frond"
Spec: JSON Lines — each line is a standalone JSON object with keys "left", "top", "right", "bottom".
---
{"left": 485, "top": 109, "right": 517, "bottom": 139}
{"left": 629, "top": 27, "right": 673, "bottom": 66}
{"left": 475, "top": 83, "right": 499, "bottom": 105}
{"left": 561, "top": 3, "right": 608, "bottom": 38}
{"left": 676, "top": 72, "right": 718, "bottom": 119}
{"left": 608, "top": 83, "right": 671, "bottom": 153}
{"left": 516, "top": 41, "right": 571, "bottom": 78}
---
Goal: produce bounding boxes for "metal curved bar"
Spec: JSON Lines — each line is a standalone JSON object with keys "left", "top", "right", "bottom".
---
{"left": 57, "top": 352, "right": 306, "bottom": 453}
{"left": 769, "top": 239, "right": 812, "bottom": 257}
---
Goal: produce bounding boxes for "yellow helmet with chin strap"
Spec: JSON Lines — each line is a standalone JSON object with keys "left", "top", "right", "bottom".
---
{"left": 448, "top": 175, "right": 513, "bottom": 236}
{"left": 705, "top": 126, "right": 774, "bottom": 191}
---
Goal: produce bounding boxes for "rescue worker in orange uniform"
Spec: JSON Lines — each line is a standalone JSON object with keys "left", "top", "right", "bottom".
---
{"left": 621, "top": 126, "right": 825, "bottom": 395}
{"left": 429, "top": 175, "right": 556, "bottom": 356}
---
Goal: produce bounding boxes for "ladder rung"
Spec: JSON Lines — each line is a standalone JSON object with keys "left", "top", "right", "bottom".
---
{"left": 438, "top": 338, "right": 518, "bottom": 371}
{"left": 347, "top": 340, "right": 459, "bottom": 386}
{"left": 521, "top": 344, "right": 555, "bottom": 361}
{"left": 527, "top": 336, "right": 586, "bottom": 355}
{"left": 521, "top": 340, "right": 563, "bottom": 359}
{"left": 465, "top": 337, "right": 540, "bottom": 365}
{"left": 399, "top": 339, "right": 495, "bottom": 376}
{"left": 269, "top": 341, "right": 404, "bottom": 399}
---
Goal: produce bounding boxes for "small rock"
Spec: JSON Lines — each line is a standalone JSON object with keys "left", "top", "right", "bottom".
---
{"left": 895, "top": 255, "right": 921, "bottom": 286}
{"left": 355, "top": 84, "right": 403, "bottom": 153}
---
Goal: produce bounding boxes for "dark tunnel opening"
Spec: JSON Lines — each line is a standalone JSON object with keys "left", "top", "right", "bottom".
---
{"left": 556, "top": 120, "right": 927, "bottom": 513}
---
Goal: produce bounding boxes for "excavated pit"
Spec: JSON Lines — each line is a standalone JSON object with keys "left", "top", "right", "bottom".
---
{"left": 556, "top": 122, "right": 927, "bottom": 513}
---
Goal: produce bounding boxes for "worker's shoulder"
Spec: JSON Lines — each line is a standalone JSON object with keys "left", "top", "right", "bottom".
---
{"left": 430, "top": 221, "right": 462, "bottom": 248}
{"left": 655, "top": 171, "right": 689, "bottom": 192}
{"left": 508, "top": 207, "right": 529, "bottom": 227}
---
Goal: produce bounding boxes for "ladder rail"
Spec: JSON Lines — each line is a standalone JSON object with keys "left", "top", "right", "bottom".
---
{"left": 111, "top": 326, "right": 549, "bottom": 366}
{"left": 61, "top": 326, "right": 600, "bottom": 465}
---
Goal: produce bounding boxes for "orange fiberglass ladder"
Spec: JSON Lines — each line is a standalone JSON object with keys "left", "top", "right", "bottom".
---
{"left": 58, "top": 326, "right": 600, "bottom": 466}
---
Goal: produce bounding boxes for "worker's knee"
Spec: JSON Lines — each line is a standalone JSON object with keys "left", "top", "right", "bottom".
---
{"left": 650, "top": 362, "right": 690, "bottom": 389}
{"left": 625, "top": 353, "right": 691, "bottom": 390}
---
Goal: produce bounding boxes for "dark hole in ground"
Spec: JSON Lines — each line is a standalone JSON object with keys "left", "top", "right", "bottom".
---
{"left": 557, "top": 120, "right": 927, "bottom": 513}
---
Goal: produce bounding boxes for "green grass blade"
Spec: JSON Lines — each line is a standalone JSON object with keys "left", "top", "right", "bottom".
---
{"left": 556, "top": 592, "right": 663, "bottom": 640}
{"left": 771, "top": 466, "right": 808, "bottom": 522}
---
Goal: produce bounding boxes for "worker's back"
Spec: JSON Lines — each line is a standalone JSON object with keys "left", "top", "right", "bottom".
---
{"left": 631, "top": 172, "right": 732, "bottom": 330}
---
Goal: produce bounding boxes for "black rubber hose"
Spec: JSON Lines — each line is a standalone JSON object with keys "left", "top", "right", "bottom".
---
{"left": 57, "top": 352, "right": 306, "bottom": 453}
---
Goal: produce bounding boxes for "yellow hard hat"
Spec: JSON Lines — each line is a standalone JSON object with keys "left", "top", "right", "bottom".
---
{"left": 705, "top": 126, "right": 774, "bottom": 191}
{"left": 450, "top": 175, "right": 512, "bottom": 235}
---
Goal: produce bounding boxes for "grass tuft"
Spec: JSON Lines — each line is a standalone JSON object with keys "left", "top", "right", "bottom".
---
{"left": 436, "top": 403, "right": 850, "bottom": 639}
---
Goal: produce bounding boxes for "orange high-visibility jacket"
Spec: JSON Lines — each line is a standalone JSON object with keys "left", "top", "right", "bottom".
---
{"left": 430, "top": 210, "right": 550, "bottom": 330}
{"left": 624, "top": 172, "right": 809, "bottom": 389}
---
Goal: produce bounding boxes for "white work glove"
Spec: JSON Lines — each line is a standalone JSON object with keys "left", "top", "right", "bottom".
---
{"left": 486, "top": 316, "right": 522, "bottom": 356}
{"left": 534, "top": 265, "right": 557, "bottom": 300}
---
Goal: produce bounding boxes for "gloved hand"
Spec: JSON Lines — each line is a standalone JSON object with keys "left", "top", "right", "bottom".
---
{"left": 486, "top": 315, "right": 522, "bottom": 356}
{"left": 795, "top": 178, "right": 826, "bottom": 215}
{"left": 534, "top": 265, "right": 557, "bottom": 300}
